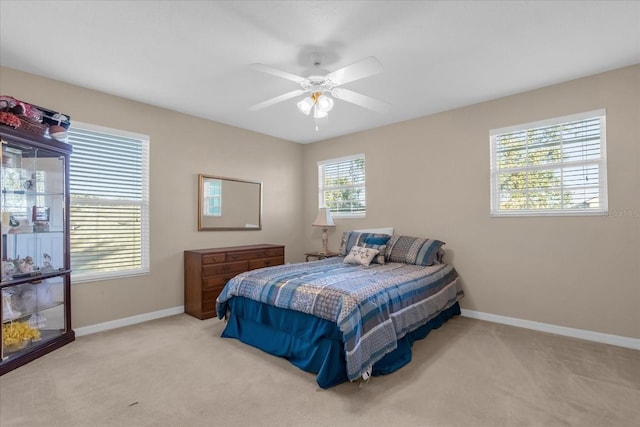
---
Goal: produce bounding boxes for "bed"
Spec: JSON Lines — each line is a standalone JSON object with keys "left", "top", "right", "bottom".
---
{"left": 216, "top": 232, "right": 464, "bottom": 388}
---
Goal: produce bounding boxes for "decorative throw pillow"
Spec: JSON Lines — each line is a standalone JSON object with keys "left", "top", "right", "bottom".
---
{"left": 386, "top": 235, "right": 445, "bottom": 266}
{"left": 363, "top": 235, "right": 391, "bottom": 246}
{"left": 343, "top": 245, "right": 379, "bottom": 266}
{"left": 363, "top": 243, "right": 387, "bottom": 265}
{"left": 339, "top": 231, "right": 392, "bottom": 256}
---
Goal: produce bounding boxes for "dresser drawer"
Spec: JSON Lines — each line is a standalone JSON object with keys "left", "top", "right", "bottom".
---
{"left": 202, "top": 276, "right": 233, "bottom": 290}
{"left": 201, "top": 289, "right": 219, "bottom": 313}
{"left": 266, "top": 247, "right": 284, "bottom": 257}
{"left": 226, "top": 250, "right": 267, "bottom": 262}
{"left": 249, "top": 256, "right": 284, "bottom": 270}
{"left": 202, "top": 260, "right": 248, "bottom": 277}
{"left": 202, "top": 253, "right": 226, "bottom": 264}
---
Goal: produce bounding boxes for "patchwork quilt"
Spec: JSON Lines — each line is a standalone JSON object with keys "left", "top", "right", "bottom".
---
{"left": 216, "top": 257, "right": 463, "bottom": 381}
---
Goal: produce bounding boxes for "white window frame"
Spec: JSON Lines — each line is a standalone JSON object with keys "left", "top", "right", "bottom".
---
{"left": 67, "top": 122, "right": 150, "bottom": 283}
{"left": 490, "top": 109, "right": 608, "bottom": 217}
{"left": 318, "top": 153, "right": 366, "bottom": 218}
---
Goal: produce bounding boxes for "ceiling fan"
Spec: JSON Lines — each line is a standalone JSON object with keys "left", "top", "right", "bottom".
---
{"left": 248, "top": 55, "right": 390, "bottom": 129}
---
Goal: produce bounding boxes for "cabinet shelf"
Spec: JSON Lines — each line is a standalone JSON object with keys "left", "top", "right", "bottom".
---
{"left": 1, "top": 189, "right": 64, "bottom": 196}
{"left": 2, "top": 230, "right": 64, "bottom": 236}
{"left": 0, "top": 269, "right": 71, "bottom": 288}
{"left": 2, "top": 329, "right": 68, "bottom": 360}
{"left": 2, "top": 300, "right": 64, "bottom": 324}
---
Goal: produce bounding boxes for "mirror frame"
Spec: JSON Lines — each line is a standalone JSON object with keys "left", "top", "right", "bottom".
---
{"left": 197, "top": 174, "right": 262, "bottom": 231}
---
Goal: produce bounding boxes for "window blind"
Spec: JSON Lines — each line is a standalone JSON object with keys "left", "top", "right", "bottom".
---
{"left": 318, "top": 154, "right": 366, "bottom": 217}
{"left": 490, "top": 109, "right": 607, "bottom": 216}
{"left": 67, "top": 123, "right": 150, "bottom": 281}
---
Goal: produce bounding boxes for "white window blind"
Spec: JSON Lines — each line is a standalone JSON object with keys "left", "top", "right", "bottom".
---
{"left": 318, "top": 154, "right": 366, "bottom": 217}
{"left": 67, "top": 123, "right": 150, "bottom": 281}
{"left": 490, "top": 109, "right": 607, "bottom": 216}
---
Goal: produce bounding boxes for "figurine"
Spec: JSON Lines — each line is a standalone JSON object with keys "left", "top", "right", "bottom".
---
{"left": 2, "top": 260, "right": 16, "bottom": 279}
{"left": 17, "top": 256, "right": 34, "bottom": 273}
{"left": 8, "top": 215, "right": 19, "bottom": 227}
{"left": 41, "top": 253, "right": 54, "bottom": 273}
{"left": 2, "top": 290, "right": 19, "bottom": 321}
{"left": 23, "top": 174, "right": 36, "bottom": 190}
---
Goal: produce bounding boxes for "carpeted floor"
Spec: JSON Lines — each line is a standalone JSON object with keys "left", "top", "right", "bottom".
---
{"left": 1, "top": 314, "right": 638, "bottom": 427}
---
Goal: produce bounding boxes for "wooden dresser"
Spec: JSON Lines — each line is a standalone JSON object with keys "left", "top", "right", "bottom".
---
{"left": 184, "top": 244, "right": 285, "bottom": 319}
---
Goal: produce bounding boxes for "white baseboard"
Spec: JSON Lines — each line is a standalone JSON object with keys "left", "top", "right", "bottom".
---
{"left": 74, "top": 306, "right": 184, "bottom": 337}
{"left": 460, "top": 309, "right": 640, "bottom": 351}
{"left": 73, "top": 305, "right": 639, "bottom": 351}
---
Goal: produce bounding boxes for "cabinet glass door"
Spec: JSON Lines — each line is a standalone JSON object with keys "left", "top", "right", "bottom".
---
{"left": 1, "top": 141, "right": 68, "bottom": 360}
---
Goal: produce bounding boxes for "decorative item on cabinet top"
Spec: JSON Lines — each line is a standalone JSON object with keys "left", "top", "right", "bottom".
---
{"left": 0, "top": 96, "right": 71, "bottom": 140}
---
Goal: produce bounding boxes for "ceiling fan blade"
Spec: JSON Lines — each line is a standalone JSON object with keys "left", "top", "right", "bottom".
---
{"left": 249, "top": 89, "right": 307, "bottom": 111}
{"left": 249, "top": 63, "right": 308, "bottom": 84}
{"left": 331, "top": 88, "right": 390, "bottom": 114}
{"left": 326, "top": 56, "right": 383, "bottom": 86}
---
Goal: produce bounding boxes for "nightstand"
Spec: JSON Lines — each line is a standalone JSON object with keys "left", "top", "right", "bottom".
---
{"left": 305, "top": 251, "right": 340, "bottom": 262}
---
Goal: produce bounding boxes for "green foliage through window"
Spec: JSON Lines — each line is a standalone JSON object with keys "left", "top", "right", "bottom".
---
{"left": 318, "top": 154, "right": 365, "bottom": 217}
{"left": 490, "top": 110, "right": 607, "bottom": 216}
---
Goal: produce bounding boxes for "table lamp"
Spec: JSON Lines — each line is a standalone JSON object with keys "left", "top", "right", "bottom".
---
{"left": 312, "top": 208, "right": 335, "bottom": 254}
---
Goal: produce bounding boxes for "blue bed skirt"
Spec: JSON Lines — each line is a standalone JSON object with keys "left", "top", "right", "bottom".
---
{"left": 221, "top": 297, "right": 461, "bottom": 388}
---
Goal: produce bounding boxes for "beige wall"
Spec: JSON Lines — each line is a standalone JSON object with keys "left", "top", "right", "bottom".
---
{"left": 2, "top": 65, "right": 638, "bottom": 339}
{"left": 0, "top": 66, "right": 305, "bottom": 328}
{"left": 303, "top": 65, "right": 640, "bottom": 339}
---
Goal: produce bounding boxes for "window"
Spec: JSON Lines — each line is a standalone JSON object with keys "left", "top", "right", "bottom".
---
{"left": 67, "top": 123, "right": 150, "bottom": 281}
{"left": 318, "top": 154, "right": 366, "bottom": 217}
{"left": 490, "top": 109, "right": 607, "bottom": 216}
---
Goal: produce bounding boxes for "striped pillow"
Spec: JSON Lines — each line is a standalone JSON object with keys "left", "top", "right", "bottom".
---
{"left": 386, "top": 235, "right": 445, "bottom": 266}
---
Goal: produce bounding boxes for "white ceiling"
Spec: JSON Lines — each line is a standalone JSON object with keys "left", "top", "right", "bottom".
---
{"left": 1, "top": 1, "right": 638, "bottom": 144}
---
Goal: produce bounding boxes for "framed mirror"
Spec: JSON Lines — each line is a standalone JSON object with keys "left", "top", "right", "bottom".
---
{"left": 198, "top": 174, "right": 262, "bottom": 231}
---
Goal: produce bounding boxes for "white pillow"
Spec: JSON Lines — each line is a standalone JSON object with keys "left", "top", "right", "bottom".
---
{"left": 343, "top": 245, "right": 379, "bottom": 266}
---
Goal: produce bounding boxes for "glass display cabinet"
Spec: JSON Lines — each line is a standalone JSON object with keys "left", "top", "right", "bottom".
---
{"left": 0, "top": 126, "right": 74, "bottom": 375}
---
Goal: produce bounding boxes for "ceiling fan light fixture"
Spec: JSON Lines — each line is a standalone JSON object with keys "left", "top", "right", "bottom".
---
{"left": 313, "top": 106, "right": 328, "bottom": 119}
{"left": 316, "top": 94, "right": 334, "bottom": 112}
{"left": 250, "top": 56, "right": 388, "bottom": 129}
{"left": 297, "top": 97, "right": 314, "bottom": 115}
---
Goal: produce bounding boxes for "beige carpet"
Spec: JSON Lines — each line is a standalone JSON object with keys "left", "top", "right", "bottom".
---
{"left": 0, "top": 314, "right": 638, "bottom": 427}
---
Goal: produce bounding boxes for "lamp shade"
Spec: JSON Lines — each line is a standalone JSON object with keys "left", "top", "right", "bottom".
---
{"left": 312, "top": 208, "right": 335, "bottom": 227}
{"left": 313, "top": 108, "right": 328, "bottom": 119}
{"left": 297, "top": 97, "right": 314, "bottom": 115}
{"left": 316, "top": 94, "right": 334, "bottom": 112}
